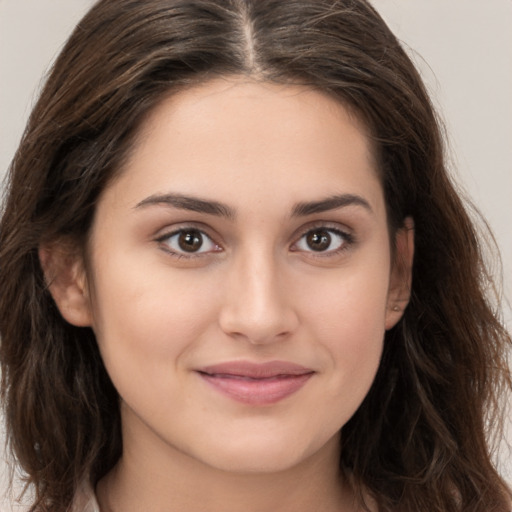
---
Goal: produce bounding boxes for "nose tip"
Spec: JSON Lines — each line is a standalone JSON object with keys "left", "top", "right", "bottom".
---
{"left": 218, "top": 261, "right": 299, "bottom": 345}
{"left": 219, "top": 308, "right": 298, "bottom": 345}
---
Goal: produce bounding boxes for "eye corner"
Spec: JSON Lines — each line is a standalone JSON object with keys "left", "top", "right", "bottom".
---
{"left": 155, "top": 226, "right": 223, "bottom": 260}
{"left": 290, "top": 224, "right": 355, "bottom": 258}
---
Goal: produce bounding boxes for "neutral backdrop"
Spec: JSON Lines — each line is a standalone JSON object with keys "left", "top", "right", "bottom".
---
{"left": 1, "top": 0, "right": 511, "bottom": 509}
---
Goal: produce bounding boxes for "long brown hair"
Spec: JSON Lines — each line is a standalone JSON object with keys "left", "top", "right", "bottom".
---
{"left": 1, "top": 1, "right": 510, "bottom": 511}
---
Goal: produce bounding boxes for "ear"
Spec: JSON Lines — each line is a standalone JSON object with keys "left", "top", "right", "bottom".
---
{"left": 39, "top": 241, "right": 93, "bottom": 327}
{"left": 385, "top": 217, "right": 414, "bottom": 330}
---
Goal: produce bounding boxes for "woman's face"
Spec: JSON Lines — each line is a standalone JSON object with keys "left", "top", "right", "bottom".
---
{"left": 66, "top": 79, "right": 411, "bottom": 474}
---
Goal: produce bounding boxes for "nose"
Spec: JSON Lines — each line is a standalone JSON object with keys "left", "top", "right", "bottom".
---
{"left": 218, "top": 250, "right": 299, "bottom": 344}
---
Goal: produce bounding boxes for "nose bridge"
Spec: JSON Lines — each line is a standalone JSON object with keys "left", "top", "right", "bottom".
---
{"left": 218, "top": 244, "right": 298, "bottom": 343}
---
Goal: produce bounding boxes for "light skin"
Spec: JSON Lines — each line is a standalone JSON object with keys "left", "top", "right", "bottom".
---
{"left": 41, "top": 78, "right": 414, "bottom": 512}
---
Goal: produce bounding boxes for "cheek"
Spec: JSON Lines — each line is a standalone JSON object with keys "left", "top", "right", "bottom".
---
{"left": 303, "top": 255, "right": 390, "bottom": 337}
{"left": 324, "top": 300, "right": 385, "bottom": 397}
{"left": 88, "top": 252, "right": 219, "bottom": 385}
{"left": 299, "top": 258, "right": 390, "bottom": 399}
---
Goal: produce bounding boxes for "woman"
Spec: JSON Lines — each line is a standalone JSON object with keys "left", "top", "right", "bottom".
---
{"left": 0, "top": 0, "right": 510, "bottom": 511}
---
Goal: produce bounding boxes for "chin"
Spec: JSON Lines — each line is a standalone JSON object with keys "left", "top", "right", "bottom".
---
{"left": 202, "top": 447, "right": 310, "bottom": 474}
{"left": 186, "top": 428, "right": 340, "bottom": 475}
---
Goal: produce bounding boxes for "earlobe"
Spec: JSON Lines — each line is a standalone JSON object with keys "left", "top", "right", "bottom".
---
{"left": 39, "top": 243, "right": 93, "bottom": 327}
{"left": 385, "top": 217, "right": 414, "bottom": 330}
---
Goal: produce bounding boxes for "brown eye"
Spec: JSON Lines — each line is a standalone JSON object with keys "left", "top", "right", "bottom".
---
{"left": 293, "top": 227, "right": 351, "bottom": 254}
{"left": 178, "top": 230, "right": 203, "bottom": 252}
{"left": 305, "top": 230, "right": 332, "bottom": 251}
{"left": 160, "top": 228, "right": 219, "bottom": 256}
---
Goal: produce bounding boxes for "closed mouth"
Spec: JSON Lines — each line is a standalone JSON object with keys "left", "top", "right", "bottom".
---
{"left": 196, "top": 360, "right": 314, "bottom": 405}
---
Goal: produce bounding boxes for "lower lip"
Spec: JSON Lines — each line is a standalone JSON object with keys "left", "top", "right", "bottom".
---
{"left": 198, "top": 372, "right": 313, "bottom": 405}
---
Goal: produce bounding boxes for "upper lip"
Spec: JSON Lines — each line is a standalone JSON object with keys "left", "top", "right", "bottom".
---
{"left": 197, "top": 361, "right": 314, "bottom": 379}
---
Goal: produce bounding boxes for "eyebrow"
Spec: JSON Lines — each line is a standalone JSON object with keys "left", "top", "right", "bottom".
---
{"left": 134, "top": 192, "right": 372, "bottom": 218}
{"left": 291, "top": 194, "right": 373, "bottom": 216}
{"left": 135, "top": 193, "right": 236, "bottom": 219}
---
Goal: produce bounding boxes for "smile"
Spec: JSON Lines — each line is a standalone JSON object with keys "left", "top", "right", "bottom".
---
{"left": 197, "top": 361, "right": 315, "bottom": 405}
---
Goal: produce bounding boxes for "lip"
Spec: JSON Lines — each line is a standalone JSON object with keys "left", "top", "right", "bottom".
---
{"left": 196, "top": 361, "right": 315, "bottom": 405}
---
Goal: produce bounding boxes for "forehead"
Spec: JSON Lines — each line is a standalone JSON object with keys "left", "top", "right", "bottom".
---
{"left": 136, "top": 78, "right": 374, "bottom": 166}
{"left": 100, "top": 78, "right": 384, "bottom": 220}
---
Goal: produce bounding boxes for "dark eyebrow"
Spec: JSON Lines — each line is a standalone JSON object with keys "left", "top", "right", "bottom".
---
{"left": 292, "top": 194, "right": 373, "bottom": 217}
{"left": 134, "top": 193, "right": 235, "bottom": 219}
{"left": 135, "top": 192, "right": 371, "bottom": 219}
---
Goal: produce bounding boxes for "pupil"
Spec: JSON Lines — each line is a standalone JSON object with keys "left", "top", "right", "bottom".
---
{"left": 307, "top": 230, "right": 331, "bottom": 251}
{"left": 178, "top": 230, "right": 203, "bottom": 252}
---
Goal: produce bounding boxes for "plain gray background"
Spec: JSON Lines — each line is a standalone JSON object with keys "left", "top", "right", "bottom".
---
{"left": 1, "top": 1, "right": 511, "bottom": 509}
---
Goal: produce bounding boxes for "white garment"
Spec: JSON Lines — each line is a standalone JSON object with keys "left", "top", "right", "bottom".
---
{"left": 70, "top": 481, "right": 100, "bottom": 512}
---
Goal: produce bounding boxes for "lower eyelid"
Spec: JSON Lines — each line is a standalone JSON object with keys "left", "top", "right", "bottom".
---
{"left": 156, "top": 229, "right": 220, "bottom": 256}
{"left": 154, "top": 225, "right": 354, "bottom": 259}
{"left": 292, "top": 227, "right": 353, "bottom": 252}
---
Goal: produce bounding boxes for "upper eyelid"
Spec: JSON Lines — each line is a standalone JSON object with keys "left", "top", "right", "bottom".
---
{"left": 290, "top": 224, "right": 355, "bottom": 255}
{"left": 154, "top": 222, "right": 220, "bottom": 241}
{"left": 292, "top": 221, "right": 353, "bottom": 240}
{"left": 294, "top": 227, "right": 352, "bottom": 243}
{"left": 156, "top": 228, "right": 221, "bottom": 259}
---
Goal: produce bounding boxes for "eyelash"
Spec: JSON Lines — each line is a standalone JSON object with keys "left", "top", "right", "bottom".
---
{"left": 155, "top": 224, "right": 355, "bottom": 260}
{"left": 291, "top": 224, "right": 354, "bottom": 257}
{"left": 155, "top": 227, "right": 221, "bottom": 259}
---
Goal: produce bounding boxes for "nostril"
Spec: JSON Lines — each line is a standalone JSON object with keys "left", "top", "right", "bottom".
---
{"left": 218, "top": 302, "right": 299, "bottom": 345}
{"left": 217, "top": 258, "right": 299, "bottom": 343}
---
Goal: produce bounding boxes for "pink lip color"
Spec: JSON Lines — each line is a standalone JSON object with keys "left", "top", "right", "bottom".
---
{"left": 197, "top": 361, "right": 314, "bottom": 405}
